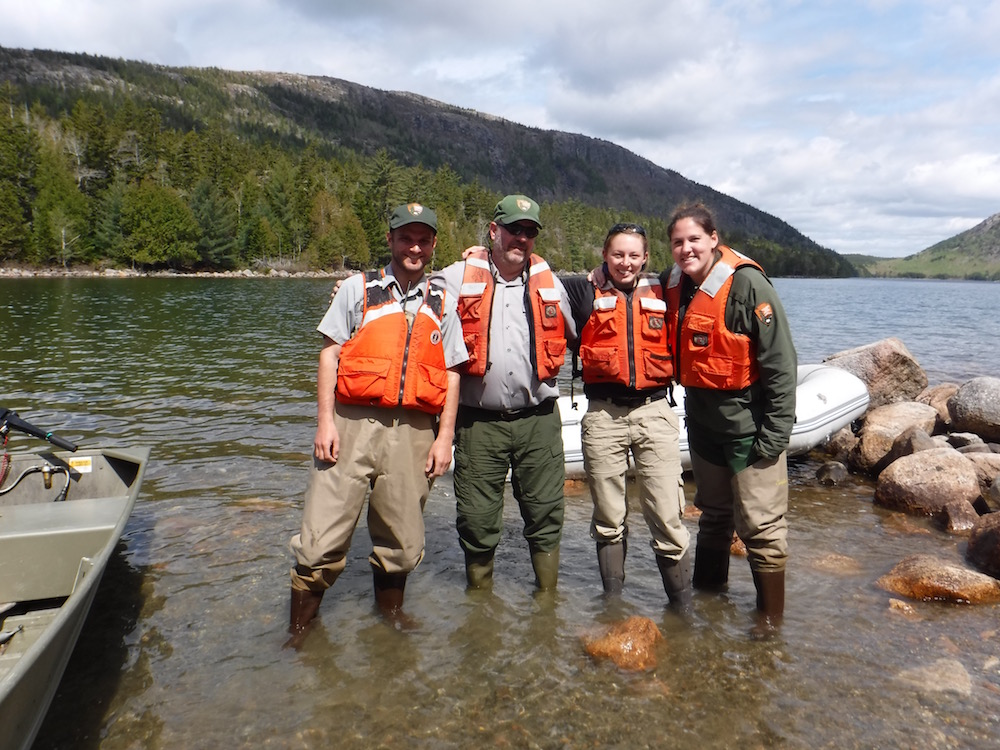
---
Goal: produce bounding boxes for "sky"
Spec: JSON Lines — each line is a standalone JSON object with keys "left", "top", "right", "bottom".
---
{"left": 4, "top": 1, "right": 1000, "bottom": 258}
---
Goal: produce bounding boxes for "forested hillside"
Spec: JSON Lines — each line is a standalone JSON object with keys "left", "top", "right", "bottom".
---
{"left": 0, "top": 47, "right": 856, "bottom": 276}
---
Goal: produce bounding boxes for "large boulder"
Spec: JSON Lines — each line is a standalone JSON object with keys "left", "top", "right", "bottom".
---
{"left": 948, "top": 377, "right": 1000, "bottom": 442}
{"left": 825, "top": 338, "right": 927, "bottom": 408}
{"left": 875, "top": 554, "right": 1000, "bottom": 603}
{"left": 916, "top": 383, "right": 960, "bottom": 431}
{"left": 874, "top": 447, "right": 980, "bottom": 517}
{"left": 582, "top": 616, "right": 662, "bottom": 671}
{"left": 848, "top": 401, "right": 938, "bottom": 475}
{"left": 966, "top": 512, "right": 1000, "bottom": 579}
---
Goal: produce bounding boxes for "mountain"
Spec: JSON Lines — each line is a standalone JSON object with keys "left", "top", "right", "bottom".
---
{"left": 0, "top": 46, "right": 855, "bottom": 276}
{"left": 854, "top": 213, "right": 1000, "bottom": 280}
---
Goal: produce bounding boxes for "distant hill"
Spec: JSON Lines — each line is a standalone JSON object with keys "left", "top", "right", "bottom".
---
{"left": 850, "top": 214, "right": 1000, "bottom": 280}
{"left": 0, "top": 46, "right": 856, "bottom": 276}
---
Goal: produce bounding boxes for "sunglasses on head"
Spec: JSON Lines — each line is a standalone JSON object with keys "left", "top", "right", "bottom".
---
{"left": 608, "top": 222, "right": 647, "bottom": 237}
{"left": 501, "top": 222, "right": 540, "bottom": 239}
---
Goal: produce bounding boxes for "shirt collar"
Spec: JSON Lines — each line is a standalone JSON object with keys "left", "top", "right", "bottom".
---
{"left": 380, "top": 265, "right": 425, "bottom": 300}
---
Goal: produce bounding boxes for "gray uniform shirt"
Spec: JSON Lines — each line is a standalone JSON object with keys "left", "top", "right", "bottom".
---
{"left": 433, "top": 256, "right": 577, "bottom": 411}
{"left": 319, "top": 265, "right": 468, "bottom": 370}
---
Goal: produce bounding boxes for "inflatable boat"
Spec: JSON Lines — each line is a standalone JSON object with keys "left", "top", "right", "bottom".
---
{"left": 558, "top": 363, "right": 870, "bottom": 477}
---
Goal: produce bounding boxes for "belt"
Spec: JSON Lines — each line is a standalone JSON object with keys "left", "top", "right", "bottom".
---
{"left": 460, "top": 399, "right": 556, "bottom": 422}
{"left": 593, "top": 392, "right": 667, "bottom": 408}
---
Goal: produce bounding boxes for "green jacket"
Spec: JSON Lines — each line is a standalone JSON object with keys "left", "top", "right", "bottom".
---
{"left": 667, "top": 263, "right": 797, "bottom": 462}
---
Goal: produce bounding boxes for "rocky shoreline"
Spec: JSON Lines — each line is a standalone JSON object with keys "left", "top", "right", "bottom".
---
{"left": 0, "top": 266, "right": 346, "bottom": 279}
{"left": 816, "top": 337, "right": 1000, "bottom": 604}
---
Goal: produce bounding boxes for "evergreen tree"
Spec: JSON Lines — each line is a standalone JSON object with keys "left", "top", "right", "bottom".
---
{"left": 0, "top": 94, "right": 40, "bottom": 261}
{"left": 119, "top": 180, "right": 199, "bottom": 269}
{"left": 353, "top": 149, "right": 402, "bottom": 267}
{"left": 190, "top": 178, "right": 239, "bottom": 268}
{"left": 31, "top": 143, "right": 89, "bottom": 266}
{"left": 90, "top": 178, "right": 127, "bottom": 265}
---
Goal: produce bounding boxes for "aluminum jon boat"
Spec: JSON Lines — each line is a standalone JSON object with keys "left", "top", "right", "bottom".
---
{"left": 0, "top": 409, "right": 150, "bottom": 750}
{"left": 559, "top": 363, "right": 870, "bottom": 478}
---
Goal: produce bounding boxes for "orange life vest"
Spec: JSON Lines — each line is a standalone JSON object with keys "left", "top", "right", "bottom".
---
{"left": 665, "top": 245, "right": 762, "bottom": 390}
{"left": 335, "top": 270, "right": 449, "bottom": 414}
{"left": 579, "top": 276, "right": 673, "bottom": 389}
{"left": 456, "top": 249, "right": 567, "bottom": 381}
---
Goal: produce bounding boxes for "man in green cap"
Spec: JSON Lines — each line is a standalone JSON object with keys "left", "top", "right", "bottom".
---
{"left": 287, "top": 203, "right": 467, "bottom": 643}
{"left": 432, "top": 194, "right": 577, "bottom": 592}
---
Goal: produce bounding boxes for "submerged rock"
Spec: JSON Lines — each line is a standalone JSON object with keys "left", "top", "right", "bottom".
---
{"left": 894, "top": 658, "right": 972, "bottom": 696}
{"left": 816, "top": 461, "right": 849, "bottom": 486}
{"left": 875, "top": 554, "right": 1000, "bottom": 604}
{"left": 583, "top": 616, "right": 663, "bottom": 672}
{"left": 812, "top": 552, "right": 863, "bottom": 575}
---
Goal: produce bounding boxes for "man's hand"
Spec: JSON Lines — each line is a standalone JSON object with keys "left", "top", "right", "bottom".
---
{"left": 329, "top": 277, "right": 346, "bottom": 303}
{"left": 314, "top": 421, "right": 340, "bottom": 463}
{"left": 424, "top": 434, "right": 453, "bottom": 478}
{"left": 461, "top": 245, "right": 487, "bottom": 260}
{"left": 588, "top": 264, "right": 607, "bottom": 288}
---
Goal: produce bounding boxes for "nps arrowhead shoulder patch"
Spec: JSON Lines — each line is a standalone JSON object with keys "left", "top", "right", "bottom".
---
{"left": 754, "top": 302, "right": 774, "bottom": 326}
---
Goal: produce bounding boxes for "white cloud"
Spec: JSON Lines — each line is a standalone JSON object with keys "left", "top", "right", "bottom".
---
{"left": 2, "top": 0, "right": 1000, "bottom": 257}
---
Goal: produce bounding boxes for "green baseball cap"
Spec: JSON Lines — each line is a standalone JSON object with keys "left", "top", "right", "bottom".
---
{"left": 493, "top": 194, "right": 542, "bottom": 228}
{"left": 389, "top": 203, "right": 438, "bottom": 232}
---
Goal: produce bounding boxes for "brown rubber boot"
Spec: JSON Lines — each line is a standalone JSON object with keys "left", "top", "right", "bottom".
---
{"left": 530, "top": 547, "right": 560, "bottom": 591}
{"left": 692, "top": 543, "right": 731, "bottom": 591}
{"left": 596, "top": 540, "right": 626, "bottom": 595}
{"left": 656, "top": 549, "right": 693, "bottom": 610}
{"left": 750, "top": 568, "right": 785, "bottom": 640}
{"left": 284, "top": 588, "right": 324, "bottom": 649}
{"left": 464, "top": 550, "right": 496, "bottom": 591}
{"left": 373, "top": 570, "right": 418, "bottom": 631}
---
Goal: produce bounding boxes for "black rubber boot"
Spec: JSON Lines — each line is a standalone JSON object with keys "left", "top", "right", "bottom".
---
{"left": 284, "top": 588, "right": 324, "bottom": 649}
{"left": 596, "top": 540, "right": 626, "bottom": 594}
{"left": 750, "top": 568, "right": 785, "bottom": 640}
{"left": 464, "top": 550, "right": 496, "bottom": 590}
{"left": 692, "top": 543, "right": 731, "bottom": 591}
{"left": 530, "top": 547, "right": 560, "bottom": 591}
{"left": 656, "top": 549, "right": 693, "bottom": 610}
{"left": 373, "top": 570, "right": 418, "bottom": 631}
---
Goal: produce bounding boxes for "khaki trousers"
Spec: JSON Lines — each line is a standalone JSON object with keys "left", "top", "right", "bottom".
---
{"left": 289, "top": 401, "right": 435, "bottom": 592}
{"left": 690, "top": 449, "right": 789, "bottom": 572}
{"left": 582, "top": 397, "right": 689, "bottom": 560}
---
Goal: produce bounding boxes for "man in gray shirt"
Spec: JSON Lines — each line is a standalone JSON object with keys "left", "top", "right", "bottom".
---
{"left": 432, "top": 194, "right": 577, "bottom": 591}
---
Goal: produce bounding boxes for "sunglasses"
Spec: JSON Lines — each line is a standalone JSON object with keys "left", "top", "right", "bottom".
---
{"left": 501, "top": 222, "right": 540, "bottom": 239}
{"left": 608, "top": 222, "right": 647, "bottom": 237}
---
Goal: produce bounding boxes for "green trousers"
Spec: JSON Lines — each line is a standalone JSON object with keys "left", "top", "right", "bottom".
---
{"left": 454, "top": 403, "right": 565, "bottom": 556}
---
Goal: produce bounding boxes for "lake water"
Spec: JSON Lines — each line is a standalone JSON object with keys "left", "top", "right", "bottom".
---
{"left": 2, "top": 276, "right": 999, "bottom": 749}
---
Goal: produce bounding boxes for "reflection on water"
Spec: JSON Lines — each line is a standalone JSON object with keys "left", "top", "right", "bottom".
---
{"left": 4, "top": 278, "right": 1000, "bottom": 749}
